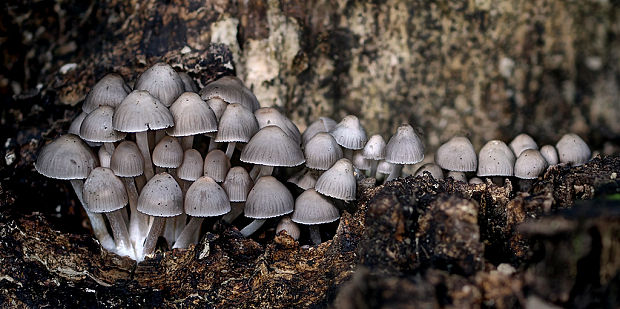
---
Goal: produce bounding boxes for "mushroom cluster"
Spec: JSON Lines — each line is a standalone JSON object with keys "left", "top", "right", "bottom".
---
{"left": 36, "top": 62, "right": 592, "bottom": 261}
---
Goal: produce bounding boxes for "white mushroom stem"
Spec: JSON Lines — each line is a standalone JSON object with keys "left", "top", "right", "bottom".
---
{"left": 385, "top": 164, "right": 403, "bottom": 182}
{"left": 208, "top": 137, "right": 217, "bottom": 151}
{"left": 343, "top": 148, "right": 353, "bottom": 160}
{"left": 69, "top": 180, "right": 115, "bottom": 251}
{"left": 136, "top": 131, "right": 155, "bottom": 181}
{"left": 240, "top": 219, "right": 267, "bottom": 237}
{"left": 225, "top": 142, "right": 236, "bottom": 159}
{"left": 369, "top": 160, "right": 379, "bottom": 178}
{"left": 163, "top": 216, "right": 177, "bottom": 247}
{"left": 123, "top": 177, "right": 148, "bottom": 255}
{"left": 105, "top": 209, "right": 134, "bottom": 258}
{"left": 172, "top": 217, "right": 204, "bottom": 249}
{"left": 143, "top": 217, "right": 166, "bottom": 256}
{"left": 249, "top": 165, "right": 260, "bottom": 181}
{"left": 104, "top": 142, "right": 115, "bottom": 155}
{"left": 222, "top": 202, "right": 245, "bottom": 224}
{"left": 181, "top": 136, "right": 194, "bottom": 150}
{"left": 309, "top": 225, "right": 322, "bottom": 245}
{"left": 257, "top": 165, "right": 274, "bottom": 180}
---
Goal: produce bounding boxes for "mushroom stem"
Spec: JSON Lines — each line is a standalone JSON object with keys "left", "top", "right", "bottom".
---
{"left": 104, "top": 142, "right": 115, "bottom": 156}
{"left": 181, "top": 136, "right": 194, "bottom": 150}
{"left": 105, "top": 209, "right": 133, "bottom": 258}
{"left": 343, "top": 148, "right": 353, "bottom": 160}
{"left": 385, "top": 164, "right": 403, "bottom": 182}
{"left": 123, "top": 178, "right": 148, "bottom": 254}
{"left": 257, "top": 165, "right": 274, "bottom": 179}
{"left": 225, "top": 142, "right": 236, "bottom": 159}
{"left": 240, "top": 219, "right": 267, "bottom": 237}
{"left": 208, "top": 137, "right": 217, "bottom": 152}
{"left": 222, "top": 202, "right": 245, "bottom": 224}
{"left": 249, "top": 165, "right": 260, "bottom": 181}
{"left": 172, "top": 217, "right": 204, "bottom": 249}
{"left": 135, "top": 175, "right": 146, "bottom": 193}
{"left": 142, "top": 217, "right": 166, "bottom": 256}
{"left": 69, "top": 180, "right": 115, "bottom": 251}
{"left": 309, "top": 225, "right": 322, "bottom": 245}
{"left": 136, "top": 131, "right": 155, "bottom": 181}
{"left": 163, "top": 217, "right": 177, "bottom": 247}
{"left": 155, "top": 129, "right": 165, "bottom": 144}
{"left": 369, "top": 160, "right": 379, "bottom": 178}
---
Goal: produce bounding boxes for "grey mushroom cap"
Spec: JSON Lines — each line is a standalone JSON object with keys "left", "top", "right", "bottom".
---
{"left": 137, "top": 172, "right": 183, "bottom": 217}
{"left": 315, "top": 158, "right": 356, "bottom": 201}
{"left": 287, "top": 169, "right": 317, "bottom": 190}
{"left": 166, "top": 92, "right": 217, "bottom": 136}
{"left": 222, "top": 166, "right": 253, "bottom": 202}
{"left": 353, "top": 151, "right": 371, "bottom": 171}
{"left": 556, "top": 133, "right": 591, "bottom": 167}
{"left": 244, "top": 176, "right": 294, "bottom": 219}
{"left": 363, "top": 134, "right": 387, "bottom": 160}
{"left": 385, "top": 124, "right": 425, "bottom": 164}
{"left": 152, "top": 136, "right": 184, "bottom": 168}
{"left": 436, "top": 136, "right": 477, "bottom": 172}
{"left": 83, "top": 167, "right": 128, "bottom": 213}
{"left": 477, "top": 140, "right": 515, "bottom": 177}
{"left": 184, "top": 176, "right": 231, "bottom": 217}
{"left": 240, "top": 126, "right": 305, "bottom": 167}
{"left": 468, "top": 177, "right": 484, "bottom": 185}
{"left": 112, "top": 90, "right": 174, "bottom": 133}
{"left": 199, "top": 76, "right": 260, "bottom": 112}
{"left": 304, "top": 132, "right": 343, "bottom": 170}
{"left": 79, "top": 106, "right": 127, "bottom": 143}
{"left": 69, "top": 112, "right": 102, "bottom": 147}
{"left": 330, "top": 115, "right": 367, "bottom": 150}
{"left": 276, "top": 216, "right": 300, "bottom": 240}
{"left": 447, "top": 171, "right": 467, "bottom": 183}
{"left": 82, "top": 73, "right": 131, "bottom": 113}
{"left": 292, "top": 189, "right": 340, "bottom": 225}
{"left": 514, "top": 149, "right": 548, "bottom": 179}
{"left": 178, "top": 72, "right": 198, "bottom": 93}
{"left": 540, "top": 145, "right": 559, "bottom": 166}
{"left": 110, "top": 141, "right": 144, "bottom": 177}
{"left": 204, "top": 149, "right": 231, "bottom": 182}
{"left": 207, "top": 98, "right": 228, "bottom": 121}
{"left": 254, "top": 107, "right": 302, "bottom": 145}
{"left": 414, "top": 163, "right": 444, "bottom": 180}
{"left": 509, "top": 133, "right": 538, "bottom": 157}
{"left": 177, "top": 149, "right": 204, "bottom": 181}
{"left": 377, "top": 160, "right": 395, "bottom": 175}
{"left": 215, "top": 103, "right": 259, "bottom": 143}
{"left": 302, "top": 117, "right": 338, "bottom": 145}
{"left": 35, "top": 134, "right": 98, "bottom": 180}
{"left": 134, "top": 62, "right": 185, "bottom": 107}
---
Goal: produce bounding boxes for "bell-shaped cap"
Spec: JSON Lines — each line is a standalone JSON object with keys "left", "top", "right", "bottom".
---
{"left": 353, "top": 151, "right": 370, "bottom": 171}
{"left": 385, "top": 124, "right": 424, "bottom": 165}
{"left": 152, "top": 136, "right": 183, "bottom": 168}
{"left": 184, "top": 176, "right": 231, "bottom": 217}
{"left": 315, "top": 158, "right": 356, "bottom": 201}
{"left": 83, "top": 73, "right": 131, "bottom": 113}
{"left": 79, "top": 106, "right": 126, "bottom": 143}
{"left": 199, "top": 76, "right": 260, "bottom": 112}
{"left": 35, "top": 134, "right": 98, "bottom": 180}
{"left": 113, "top": 90, "right": 174, "bottom": 133}
{"left": 135, "top": 62, "right": 184, "bottom": 107}
{"left": 363, "top": 134, "right": 386, "bottom": 160}
{"left": 254, "top": 107, "right": 302, "bottom": 145}
{"left": 110, "top": 141, "right": 144, "bottom": 177}
{"left": 447, "top": 171, "right": 467, "bottom": 183}
{"left": 83, "top": 167, "right": 128, "bottom": 213}
{"left": 377, "top": 160, "right": 394, "bottom": 175}
{"left": 222, "top": 166, "right": 253, "bottom": 202}
{"left": 477, "top": 140, "right": 514, "bottom": 177}
{"left": 287, "top": 169, "right": 317, "bottom": 190}
{"left": 244, "top": 176, "right": 294, "bottom": 219}
{"left": 137, "top": 172, "right": 183, "bottom": 217}
{"left": 240, "top": 126, "right": 305, "bottom": 167}
{"left": 468, "top": 177, "right": 484, "bottom": 184}
{"left": 540, "top": 145, "right": 559, "bottom": 166}
{"left": 178, "top": 72, "right": 198, "bottom": 93}
{"left": 302, "top": 117, "right": 337, "bottom": 145}
{"left": 330, "top": 115, "right": 367, "bottom": 150}
{"left": 69, "top": 112, "right": 101, "bottom": 147}
{"left": 204, "top": 149, "right": 231, "bottom": 182}
{"left": 207, "top": 98, "right": 227, "bottom": 121}
{"left": 166, "top": 92, "right": 217, "bottom": 136}
{"left": 414, "top": 163, "right": 444, "bottom": 180}
{"left": 215, "top": 103, "right": 259, "bottom": 143}
{"left": 436, "top": 136, "right": 477, "bottom": 172}
{"left": 276, "top": 216, "right": 300, "bottom": 240}
{"left": 556, "top": 133, "right": 591, "bottom": 167}
{"left": 304, "top": 132, "right": 343, "bottom": 170}
{"left": 509, "top": 133, "right": 538, "bottom": 157}
{"left": 177, "top": 149, "right": 203, "bottom": 181}
{"left": 514, "top": 149, "right": 548, "bottom": 179}
{"left": 292, "top": 189, "right": 340, "bottom": 225}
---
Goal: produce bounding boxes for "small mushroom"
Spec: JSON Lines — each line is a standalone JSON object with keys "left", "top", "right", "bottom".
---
{"left": 135, "top": 62, "right": 185, "bottom": 107}
{"left": 352, "top": 150, "right": 371, "bottom": 173}
{"left": 291, "top": 189, "right": 340, "bottom": 245}
{"left": 509, "top": 133, "right": 538, "bottom": 157}
{"left": 330, "top": 115, "right": 367, "bottom": 160}
{"left": 215, "top": 103, "right": 259, "bottom": 159}
{"left": 477, "top": 140, "right": 515, "bottom": 185}
{"left": 175, "top": 149, "right": 204, "bottom": 241}
{"left": 240, "top": 176, "right": 294, "bottom": 237}
{"left": 304, "top": 132, "right": 343, "bottom": 171}
{"left": 79, "top": 106, "right": 126, "bottom": 154}
{"left": 254, "top": 107, "right": 302, "bottom": 145}
{"left": 384, "top": 124, "right": 425, "bottom": 182}
{"left": 287, "top": 168, "right": 317, "bottom": 191}
{"left": 540, "top": 145, "right": 559, "bottom": 166}
{"left": 302, "top": 117, "right": 337, "bottom": 146}
{"left": 447, "top": 171, "right": 467, "bottom": 183}
{"left": 69, "top": 112, "right": 101, "bottom": 147}
{"left": 315, "top": 158, "right": 356, "bottom": 202}
{"left": 166, "top": 92, "right": 218, "bottom": 150}
{"left": 240, "top": 126, "right": 305, "bottom": 179}
{"left": 221, "top": 166, "right": 254, "bottom": 224}
{"left": 178, "top": 72, "right": 198, "bottom": 93}
{"left": 436, "top": 136, "right": 477, "bottom": 173}
{"left": 414, "top": 163, "right": 444, "bottom": 180}
{"left": 376, "top": 160, "right": 395, "bottom": 182}
{"left": 276, "top": 216, "right": 300, "bottom": 240}
{"left": 204, "top": 149, "right": 231, "bottom": 182}
{"left": 468, "top": 177, "right": 484, "bottom": 185}
{"left": 556, "top": 133, "right": 591, "bottom": 166}
{"left": 362, "top": 134, "right": 386, "bottom": 178}
{"left": 82, "top": 73, "right": 131, "bottom": 113}
{"left": 514, "top": 149, "right": 547, "bottom": 191}
{"left": 199, "top": 76, "right": 260, "bottom": 112}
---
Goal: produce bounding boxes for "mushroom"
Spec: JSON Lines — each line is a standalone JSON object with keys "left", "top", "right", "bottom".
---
{"left": 69, "top": 112, "right": 101, "bottom": 147}
{"left": 199, "top": 75, "right": 260, "bottom": 112}
{"left": 82, "top": 73, "right": 130, "bottom": 113}
{"left": 178, "top": 72, "right": 198, "bottom": 93}
{"left": 137, "top": 172, "right": 183, "bottom": 258}
{"left": 240, "top": 126, "right": 305, "bottom": 180}
{"left": 556, "top": 133, "right": 591, "bottom": 166}
{"left": 204, "top": 149, "right": 231, "bottom": 182}
{"left": 315, "top": 158, "right": 356, "bottom": 202}
{"left": 414, "top": 163, "right": 444, "bottom": 180}
{"left": 113, "top": 90, "right": 174, "bottom": 181}
{"left": 254, "top": 107, "right": 302, "bottom": 145}
{"left": 302, "top": 117, "right": 337, "bottom": 146}
{"left": 83, "top": 167, "right": 133, "bottom": 258}
{"left": 287, "top": 168, "right": 317, "bottom": 191}
{"left": 35, "top": 134, "right": 114, "bottom": 251}
{"left": 135, "top": 62, "right": 184, "bottom": 107}
{"left": 540, "top": 145, "right": 559, "bottom": 166}
{"left": 175, "top": 148, "right": 204, "bottom": 240}
{"left": 304, "top": 132, "right": 343, "bottom": 171}
{"left": 221, "top": 166, "right": 254, "bottom": 224}
{"left": 98, "top": 147, "right": 112, "bottom": 168}
{"left": 514, "top": 149, "right": 547, "bottom": 191}
{"left": 240, "top": 176, "right": 294, "bottom": 237}
{"left": 79, "top": 106, "right": 127, "bottom": 154}
{"left": 384, "top": 124, "right": 425, "bottom": 182}
{"left": 291, "top": 189, "right": 340, "bottom": 245}
{"left": 215, "top": 103, "right": 259, "bottom": 159}
{"left": 376, "top": 160, "right": 395, "bottom": 182}
{"left": 477, "top": 140, "right": 515, "bottom": 185}
{"left": 362, "top": 134, "right": 386, "bottom": 178}
{"left": 352, "top": 150, "right": 371, "bottom": 173}
{"left": 276, "top": 216, "right": 300, "bottom": 240}
{"left": 166, "top": 92, "right": 218, "bottom": 150}
{"left": 447, "top": 171, "right": 467, "bottom": 183}
{"left": 468, "top": 177, "right": 484, "bottom": 185}
{"left": 436, "top": 136, "right": 477, "bottom": 176}
{"left": 173, "top": 176, "right": 230, "bottom": 249}
{"left": 509, "top": 133, "right": 538, "bottom": 157}
{"left": 330, "top": 115, "right": 367, "bottom": 160}
{"left": 152, "top": 135, "right": 184, "bottom": 175}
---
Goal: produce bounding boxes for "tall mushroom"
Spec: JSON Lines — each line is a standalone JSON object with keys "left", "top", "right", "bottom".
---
{"left": 291, "top": 189, "right": 340, "bottom": 245}
{"left": 135, "top": 62, "right": 184, "bottom": 108}
{"left": 240, "top": 176, "right": 294, "bottom": 237}
{"left": 384, "top": 124, "right": 425, "bottom": 182}
{"left": 330, "top": 115, "right": 367, "bottom": 160}
{"left": 362, "top": 134, "right": 386, "bottom": 178}
{"left": 166, "top": 92, "right": 218, "bottom": 150}
{"left": 240, "top": 126, "right": 305, "bottom": 179}
{"left": 215, "top": 103, "right": 259, "bottom": 159}
{"left": 221, "top": 166, "right": 253, "bottom": 224}
{"left": 556, "top": 133, "right": 591, "bottom": 166}
{"left": 79, "top": 105, "right": 126, "bottom": 154}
